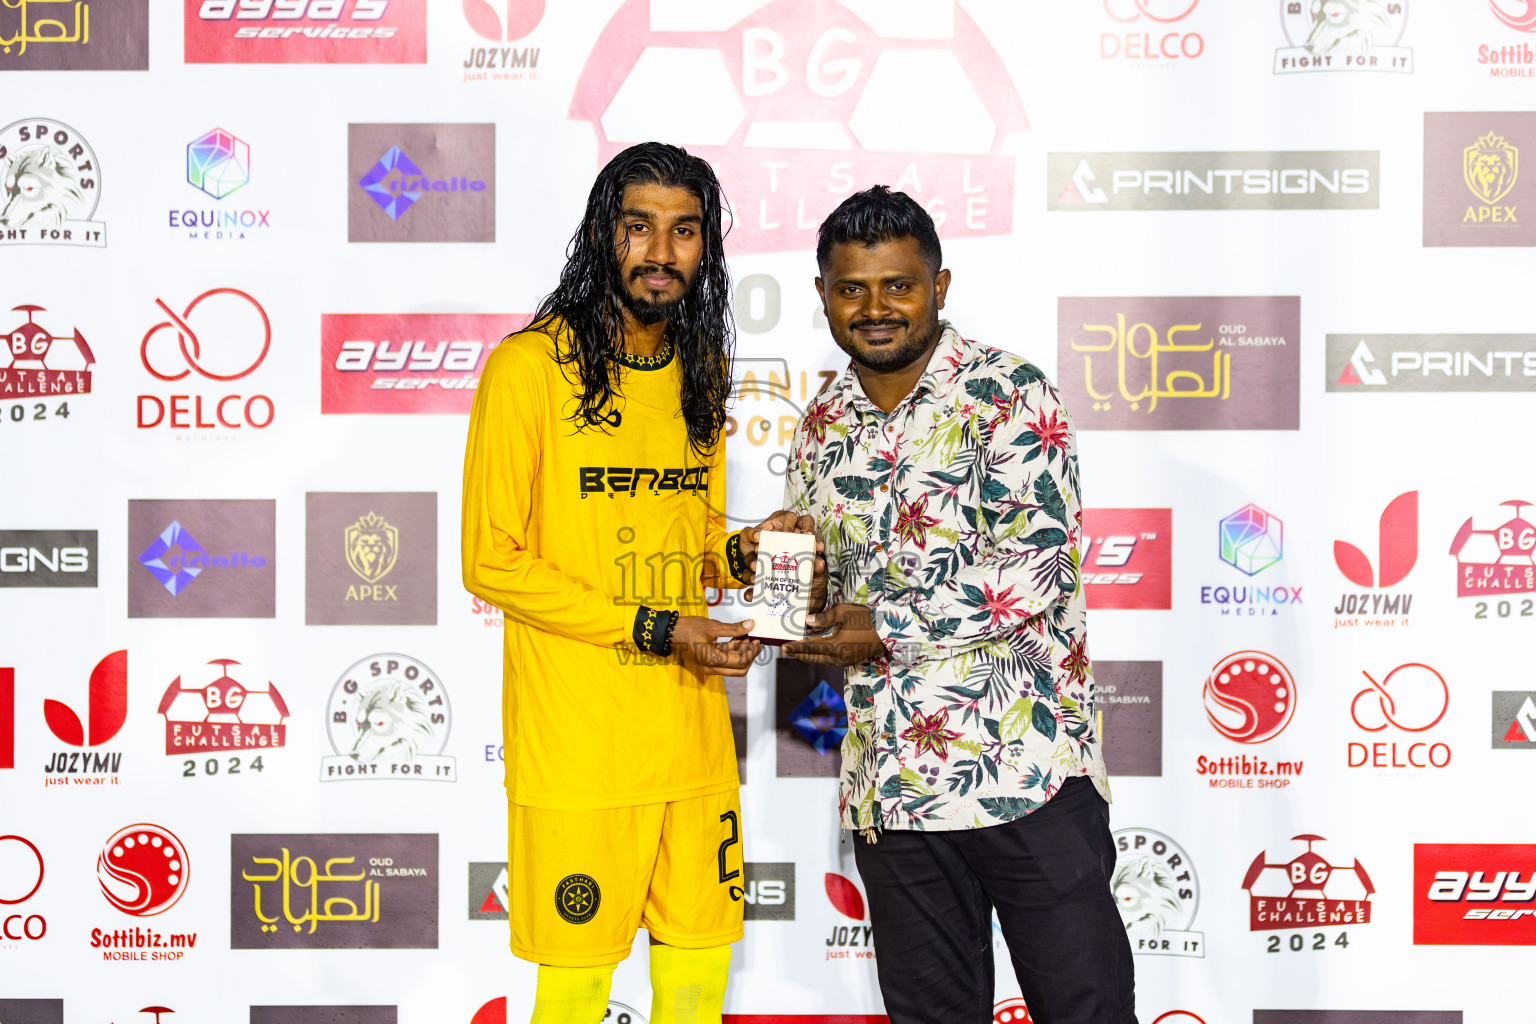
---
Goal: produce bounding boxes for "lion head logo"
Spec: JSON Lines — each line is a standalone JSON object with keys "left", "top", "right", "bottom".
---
{"left": 1464, "top": 131, "right": 1519, "bottom": 206}
{"left": 0, "top": 146, "right": 85, "bottom": 229}
{"left": 349, "top": 681, "right": 435, "bottom": 763}
{"left": 344, "top": 511, "right": 399, "bottom": 584}
{"left": 1304, "top": 0, "right": 1394, "bottom": 55}
{"left": 1112, "top": 854, "right": 1184, "bottom": 935}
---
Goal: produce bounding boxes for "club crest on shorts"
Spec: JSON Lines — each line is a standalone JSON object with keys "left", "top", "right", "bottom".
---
{"left": 555, "top": 873, "right": 600, "bottom": 924}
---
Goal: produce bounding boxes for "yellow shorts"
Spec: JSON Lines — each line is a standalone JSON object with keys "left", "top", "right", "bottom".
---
{"left": 507, "top": 787, "right": 745, "bottom": 966}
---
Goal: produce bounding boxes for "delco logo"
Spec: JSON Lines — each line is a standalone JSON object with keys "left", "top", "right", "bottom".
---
{"left": 1415, "top": 843, "right": 1536, "bottom": 944}
{"left": 570, "top": 0, "right": 1027, "bottom": 254}
{"left": 321, "top": 314, "right": 529, "bottom": 414}
{"left": 1080, "top": 508, "right": 1171, "bottom": 609}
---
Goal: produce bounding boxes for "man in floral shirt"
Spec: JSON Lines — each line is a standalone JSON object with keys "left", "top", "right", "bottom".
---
{"left": 782, "top": 187, "right": 1136, "bottom": 1024}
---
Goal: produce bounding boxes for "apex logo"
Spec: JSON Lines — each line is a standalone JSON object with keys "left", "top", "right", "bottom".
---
{"left": 44, "top": 650, "right": 127, "bottom": 747}
{"left": 1334, "top": 491, "right": 1418, "bottom": 587}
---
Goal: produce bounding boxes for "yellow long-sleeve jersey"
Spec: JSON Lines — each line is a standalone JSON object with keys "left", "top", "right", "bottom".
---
{"left": 462, "top": 319, "right": 742, "bottom": 810}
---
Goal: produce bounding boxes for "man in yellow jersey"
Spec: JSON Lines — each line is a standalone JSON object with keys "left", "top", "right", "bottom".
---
{"left": 463, "top": 142, "right": 809, "bottom": 1024}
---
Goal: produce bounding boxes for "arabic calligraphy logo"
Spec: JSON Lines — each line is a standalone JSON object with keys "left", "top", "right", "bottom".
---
{"left": 1464, "top": 131, "right": 1518, "bottom": 206}
{"left": 1103, "top": 0, "right": 1199, "bottom": 22}
{"left": 0, "top": 1, "right": 91, "bottom": 58}
{"left": 244, "top": 849, "right": 377, "bottom": 934}
{"left": 187, "top": 127, "right": 250, "bottom": 200}
{"left": 1492, "top": 0, "right": 1536, "bottom": 31}
{"left": 1219, "top": 504, "right": 1283, "bottom": 576}
{"left": 1202, "top": 651, "right": 1297, "bottom": 744}
{"left": 1073, "top": 314, "right": 1230, "bottom": 414}
{"left": 140, "top": 288, "right": 271, "bottom": 382}
{"left": 97, "top": 824, "right": 188, "bottom": 917}
{"left": 1334, "top": 490, "right": 1418, "bottom": 588}
{"left": 554, "top": 873, "right": 600, "bottom": 925}
{"left": 344, "top": 511, "right": 399, "bottom": 584}
{"left": 1351, "top": 663, "right": 1449, "bottom": 733}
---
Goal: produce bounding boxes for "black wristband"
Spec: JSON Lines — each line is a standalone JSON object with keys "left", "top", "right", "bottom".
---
{"left": 724, "top": 531, "right": 751, "bottom": 584}
{"left": 632, "top": 605, "right": 675, "bottom": 657}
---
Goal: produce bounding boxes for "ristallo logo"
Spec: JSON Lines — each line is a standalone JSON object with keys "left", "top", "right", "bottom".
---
{"left": 1333, "top": 490, "right": 1416, "bottom": 626}
{"left": 1099, "top": 0, "right": 1206, "bottom": 64}
{"left": 1080, "top": 508, "right": 1171, "bottom": 609}
{"left": 1347, "top": 663, "right": 1452, "bottom": 770}
{"left": 1492, "top": 691, "right": 1536, "bottom": 748}
{"left": 1243, "top": 835, "right": 1374, "bottom": 942}
{"left": 571, "top": 0, "right": 1027, "bottom": 255}
{"left": 0, "top": 834, "right": 48, "bottom": 943}
{"left": 1, "top": 305, "right": 95, "bottom": 414}
{"left": 185, "top": 0, "right": 426, "bottom": 64}
{"left": 136, "top": 288, "right": 275, "bottom": 432}
{"left": 42, "top": 650, "right": 127, "bottom": 783}
{"left": 0, "top": 118, "right": 107, "bottom": 247}
{"left": 129, "top": 500, "right": 275, "bottom": 618}
{"left": 1415, "top": 843, "right": 1536, "bottom": 944}
{"left": 1275, "top": 0, "right": 1412, "bottom": 74}
{"left": 320, "top": 314, "right": 530, "bottom": 414}
{"left": 349, "top": 124, "right": 494, "bottom": 243}
{"left": 1449, "top": 500, "right": 1535, "bottom": 608}
{"left": 1425, "top": 112, "right": 1536, "bottom": 246}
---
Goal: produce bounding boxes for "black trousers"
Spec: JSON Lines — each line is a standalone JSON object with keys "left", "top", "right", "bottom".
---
{"left": 853, "top": 777, "right": 1137, "bottom": 1024}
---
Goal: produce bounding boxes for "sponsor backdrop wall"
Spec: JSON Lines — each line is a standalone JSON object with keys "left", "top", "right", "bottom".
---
{"left": 2, "top": 1, "right": 1533, "bottom": 1022}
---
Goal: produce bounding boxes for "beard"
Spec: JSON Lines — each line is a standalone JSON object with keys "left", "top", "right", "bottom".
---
{"left": 840, "top": 316, "right": 941, "bottom": 372}
{"left": 620, "top": 264, "right": 690, "bottom": 325}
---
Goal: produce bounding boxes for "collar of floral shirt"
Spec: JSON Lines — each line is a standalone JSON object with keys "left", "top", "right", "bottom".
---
{"left": 832, "top": 320, "right": 968, "bottom": 421}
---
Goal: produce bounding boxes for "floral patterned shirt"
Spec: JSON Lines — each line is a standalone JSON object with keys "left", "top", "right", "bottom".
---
{"left": 784, "top": 324, "right": 1109, "bottom": 832}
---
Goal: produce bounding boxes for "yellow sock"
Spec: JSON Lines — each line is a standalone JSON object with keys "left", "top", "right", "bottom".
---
{"left": 649, "top": 943, "right": 731, "bottom": 1024}
{"left": 529, "top": 963, "right": 615, "bottom": 1024}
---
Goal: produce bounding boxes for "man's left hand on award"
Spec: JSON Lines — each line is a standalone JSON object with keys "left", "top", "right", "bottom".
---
{"left": 782, "top": 604, "right": 887, "bottom": 666}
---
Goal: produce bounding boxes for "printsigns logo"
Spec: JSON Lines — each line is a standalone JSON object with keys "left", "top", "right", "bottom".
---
{"left": 1049, "top": 152, "right": 1378, "bottom": 210}
{"left": 1, "top": 305, "right": 95, "bottom": 405}
{"left": 1425, "top": 112, "right": 1536, "bottom": 246}
{"left": 1099, "top": 0, "right": 1206, "bottom": 64}
{"left": 1275, "top": 0, "right": 1412, "bottom": 74}
{"left": 1415, "top": 843, "right": 1536, "bottom": 944}
{"left": 776, "top": 660, "right": 845, "bottom": 778}
{"left": 1327, "top": 334, "right": 1536, "bottom": 392}
{"left": 572, "top": 0, "right": 1027, "bottom": 255}
{"left": 306, "top": 493, "right": 436, "bottom": 625}
{"left": 742, "top": 862, "right": 795, "bottom": 921}
{"left": 1450, "top": 500, "right": 1536, "bottom": 596}
{"left": 1081, "top": 509, "right": 1171, "bottom": 608}
{"left": 231, "top": 833, "right": 438, "bottom": 948}
{"left": 159, "top": 658, "right": 288, "bottom": 755}
{"left": 1112, "top": 829, "right": 1203, "bottom": 957}
{"left": 467, "top": 862, "right": 509, "bottom": 920}
{"left": 348, "top": 124, "right": 494, "bottom": 243}
{"left": 0, "top": 1001, "right": 63, "bottom": 1024}
{"left": 1492, "top": 691, "right": 1536, "bottom": 747}
{"left": 1094, "top": 661, "right": 1162, "bottom": 777}
{"left": 1202, "top": 651, "right": 1297, "bottom": 744}
{"left": 98, "top": 824, "right": 189, "bottom": 917}
{"left": 0, "top": 119, "right": 105, "bottom": 246}
{"left": 0, "top": 530, "right": 96, "bottom": 587}
{"left": 1243, "top": 835, "right": 1374, "bottom": 932}
{"left": 1057, "top": 297, "right": 1300, "bottom": 430}
{"left": 320, "top": 313, "right": 530, "bottom": 414}
{"left": 0, "top": 0, "right": 147, "bottom": 70}
{"left": 1348, "top": 663, "right": 1452, "bottom": 770}
{"left": 185, "top": 0, "right": 426, "bottom": 64}
{"left": 128, "top": 500, "right": 275, "bottom": 618}
{"left": 322, "top": 654, "right": 454, "bottom": 781}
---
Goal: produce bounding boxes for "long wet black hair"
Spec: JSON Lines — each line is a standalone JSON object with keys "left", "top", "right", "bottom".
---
{"left": 531, "top": 142, "right": 735, "bottom": 456}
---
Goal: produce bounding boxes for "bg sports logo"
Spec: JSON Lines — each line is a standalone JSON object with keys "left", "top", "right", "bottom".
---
{"left": 1415, "top": 843, "right": 1536, "bottom": 944}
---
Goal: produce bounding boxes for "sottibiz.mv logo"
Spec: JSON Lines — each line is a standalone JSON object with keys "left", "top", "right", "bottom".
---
{"left": 571, "top": 0, "right": 1026, "bottom": 254}
{"left": 1416, "top": 843, "right": 1536, "bottom": 944}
